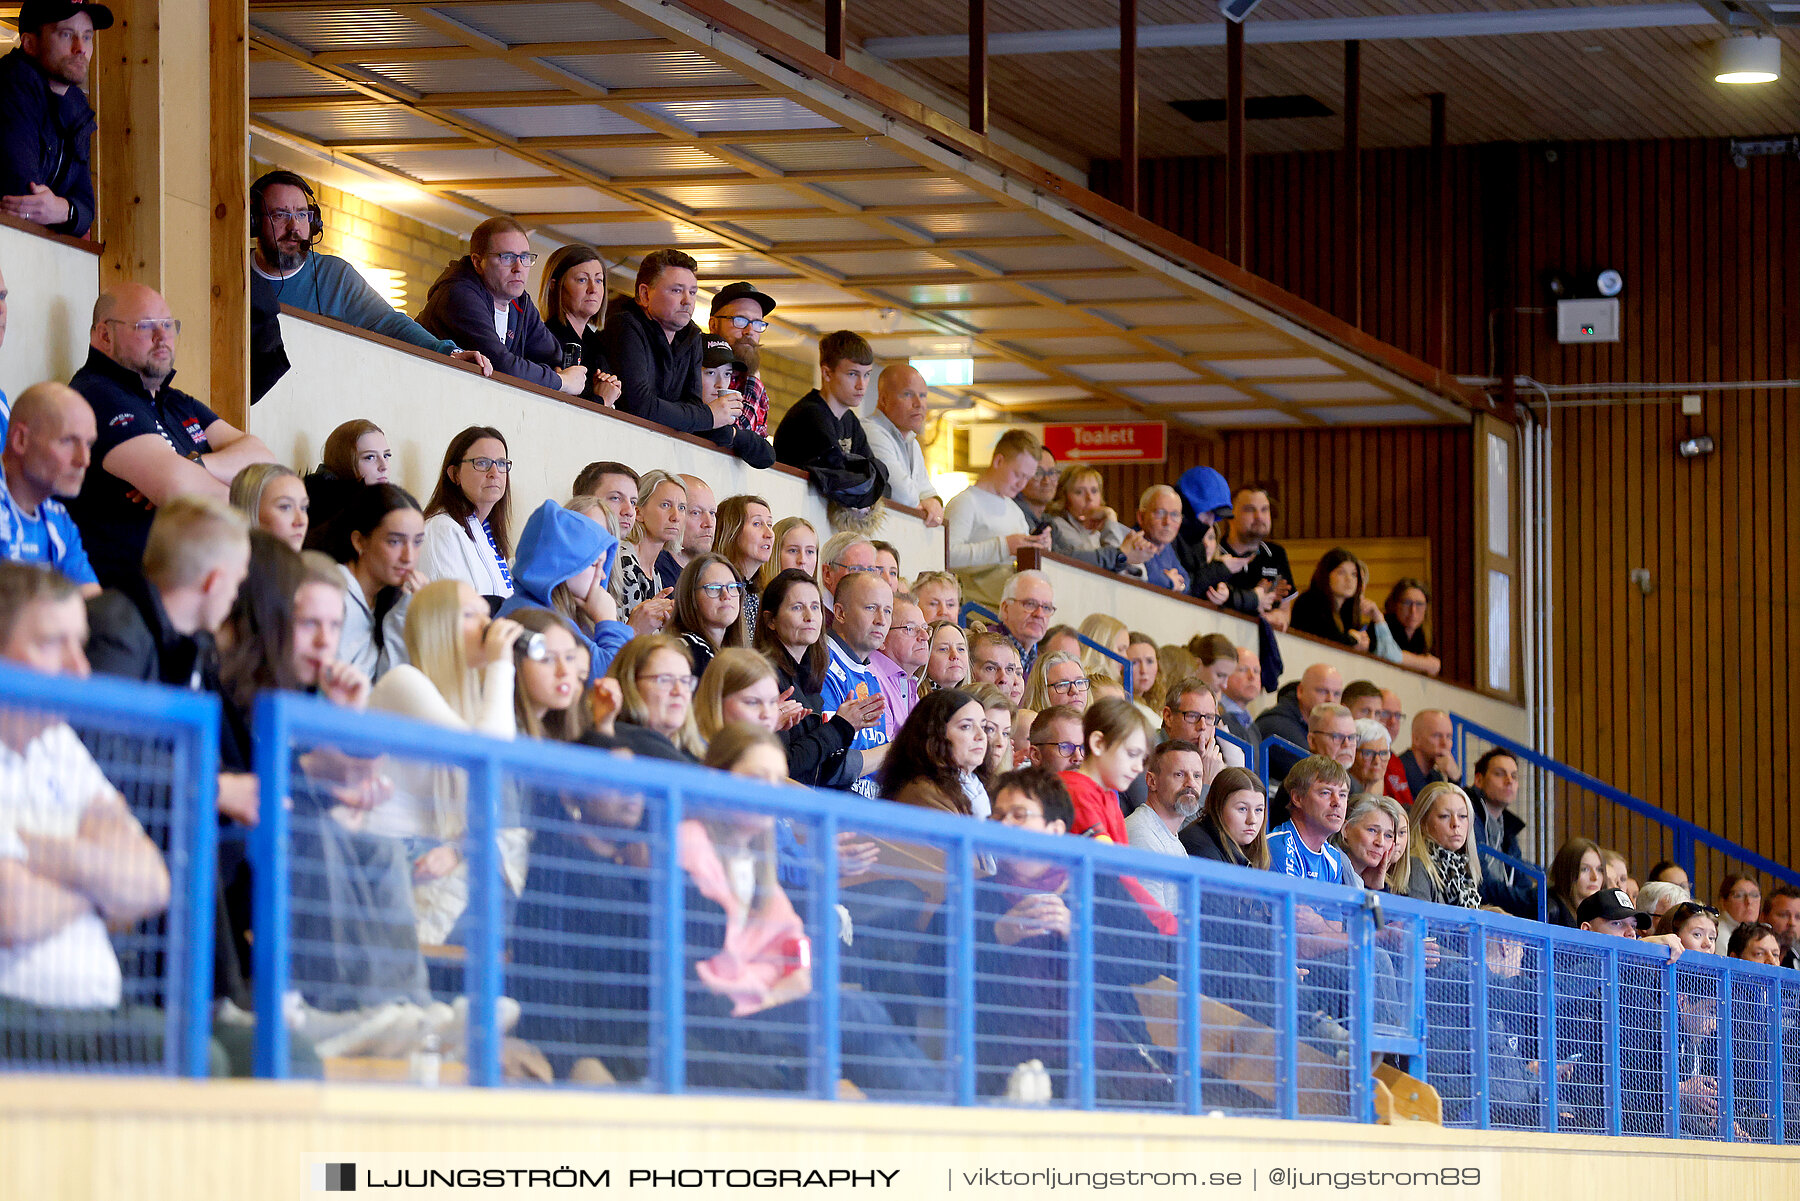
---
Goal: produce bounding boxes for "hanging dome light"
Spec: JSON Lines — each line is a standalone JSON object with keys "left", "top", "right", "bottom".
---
{"left": 1716, "top": 35, "right": 1780, "bottom": 85}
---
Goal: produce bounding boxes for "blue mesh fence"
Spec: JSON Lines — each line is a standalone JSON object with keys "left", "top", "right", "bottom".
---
{"left": 224, "top": 688, "right": 1800, "bottom": 1137}
{"left": 0, "top": 663, "right": 217, "bottom": 1077}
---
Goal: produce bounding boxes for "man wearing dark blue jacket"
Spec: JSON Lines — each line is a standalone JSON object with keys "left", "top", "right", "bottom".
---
{"left": 418, "top": 217, "right": 587, "bottom": 395}
{"left": 1469, "top": 748, "right": 1539, "bottom": 917}
{"left": 0, "top": 0, "right": 109, "bottom": 237}
{"left": 599, "top": 248, "right": 774, "bottom": 467}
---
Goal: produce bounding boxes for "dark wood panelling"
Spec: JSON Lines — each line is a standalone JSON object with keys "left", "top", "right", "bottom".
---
{"left": 1095, "top": 137, "right": 1800, "bottom": 881}
{"left": 1093, "top": 424, "right": 1476, "bottom": 688}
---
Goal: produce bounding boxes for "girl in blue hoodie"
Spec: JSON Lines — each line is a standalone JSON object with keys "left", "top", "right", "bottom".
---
{"left": 500, "top": 499, "right": 633, "bottom": 682}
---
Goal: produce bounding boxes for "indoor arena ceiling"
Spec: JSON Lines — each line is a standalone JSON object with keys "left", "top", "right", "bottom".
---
{"left": 242, "top": 0, "right": 1481, "bottom": 429}
{"left": 768, "top": 0, "right": 1800, "bottom": 161}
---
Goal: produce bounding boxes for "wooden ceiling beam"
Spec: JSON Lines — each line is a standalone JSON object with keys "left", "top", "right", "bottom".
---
{"left": 307, "top": 39, "right": 678, "bottom": 66}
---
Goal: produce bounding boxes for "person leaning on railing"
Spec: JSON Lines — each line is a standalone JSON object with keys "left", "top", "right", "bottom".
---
{"left": 417, "top": 218, "right": 584, "bottom": 396}
{"left": 0, "top": 0, "right": 106, "bottom": 238}
{"left": 537, "top": 244, "right": 622, "bottom": 406}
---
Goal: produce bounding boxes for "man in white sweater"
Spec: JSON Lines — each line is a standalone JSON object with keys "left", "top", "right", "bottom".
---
{"left": 943, "top": 428, "right": 1049, "bottom": 607}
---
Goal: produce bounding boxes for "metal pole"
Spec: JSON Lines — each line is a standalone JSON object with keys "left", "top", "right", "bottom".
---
{"left": 1120, "top": 0, "right": 1138, "bottom": 213}
{"left": 968, "top": 0, "right": 987, "bottom": 135}
{"left": 1226, "top": 19, "right": 1246, "bottom": 266}
{"left": 1343, "top": 40, "right": 1362, "bottom": 327}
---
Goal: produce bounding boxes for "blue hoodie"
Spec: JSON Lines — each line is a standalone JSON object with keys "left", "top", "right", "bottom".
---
{"left": 498, "top": 500, "right": 632, "bottom": 681}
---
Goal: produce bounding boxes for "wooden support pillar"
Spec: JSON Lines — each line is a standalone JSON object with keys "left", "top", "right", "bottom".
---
{"left": 1342, "top": 39, "right": 1362, "bottom": 328}
{"left": 1120, "top": 0, "right": 1138, "bottom": 214}
{"left": 1428, "top": 92, "right": 1449, "bottom": 370}
{"left": 968, "top": 0, "right": 987, "bottom": 135}
{"left": 92, "top": 0, "right": 249, "bottom": 424}
{"left": 1225, "top": 19, "right": 1246, "bottom": 266}
{"left": 825, "top": 0, "right": 845, "bottom": 60}
{"left": 94, "top": 0, "right": 162, "bottom": 288}
{"left": 209, "top": 0, "right": 249, "bottom": 425}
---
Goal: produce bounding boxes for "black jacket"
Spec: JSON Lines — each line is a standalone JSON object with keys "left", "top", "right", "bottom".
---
{"left": 0, "top": 48, "right": 95, "bottom": 236}
{"left": 545, "top": 315, "right": 614, "bottom": 402}
{"left": 85, "top": 573, "right": 219, "bottom": 695}
{"left": 773, "top": 390, "right": 888, "bottom": 508}
{"left": 771, "top": 647, "right": 856, "bottom": 789}
{"left": 1254, "top": 683, "right": 1309, "bottom": 783}
{"left": 1181, "top": 816, "right": 1252, "bottom": 866}
{"left": 599, "top": 297, "right": 774, "bottom": 466}
{"left": 417, "top": 257, "right": 563, "bottom": 390}
{"left": 1220, "top": 535, "right": 1294, "bottom": 597}
{"left": 1469, "top": 789, "right": 1537, "bottom": 917}
{"left": 1289, "top": 589, "right": 1366, "bottom": 647}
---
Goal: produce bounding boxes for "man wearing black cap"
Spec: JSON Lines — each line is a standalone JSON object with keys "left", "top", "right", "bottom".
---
{"left": 601, "top": 250, "right": 774, "bottom": 467}
{"left": 708, "top": 280, "right": 775, "bottom": 438}
{"left": 0, "top": 1, "right": 110, "bottom": 237}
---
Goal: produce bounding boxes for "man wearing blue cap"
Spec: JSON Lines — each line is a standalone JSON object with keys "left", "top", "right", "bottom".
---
{"left": 0, "top": 0, "right": 111, "bottom": 237}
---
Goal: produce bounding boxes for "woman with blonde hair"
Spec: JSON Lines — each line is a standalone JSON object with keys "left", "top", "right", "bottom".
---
{"left": 365, "top": 578, "right": 529, "bottom": 944}
{"left": 1335, "top": 793, "right": 1405, "bottom": 891}
{"left": 668, "top": 551, "right": 748, "bottom": 679}
{"left": 617, "top": 470, "right": 685, "bottom": 620}
{"left": 1076, "top": 612, "right": 1130, "bottom": 681}
{"left": 1044, "top": 464, "right": 1152, "bottom": 575}
{"left": 1403, "top": 781, "right": 1483, "bottom": 908}
{"left": 229, "top": 462, "right": 309, "bottom": 552}
{"left": 692, "top": 647, "right": 787, "bottom": 743}
{"left": 1146, "top": 644, "right": 1196, "bottom": 711}
{"left": 715, "top": 494, "right": 775, "bottom": 635}
{"left": 591, "top": 633, "right": 705, "bottom": 761}
{"left": 759, "top": 514, "right": 816, "bottom": 593}
{"left": 1022, "top": 649, "right": 1089, "bottom": 713}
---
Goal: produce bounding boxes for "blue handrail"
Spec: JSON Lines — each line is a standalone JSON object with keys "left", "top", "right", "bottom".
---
{"left": 1256, "top": 733, "right": 1309, "bottom": 790}
{"left": 0, "top": 662, "right": 219, "bottom": 1079}
{"left": 239, "top": 689, "right": 1799, "bottom": 1142}
{"left": 1451, "top": 714, "right": 1800, "bottom": 890}
{"left": 959, "top": 600, "right": 1133, "bottom": 696}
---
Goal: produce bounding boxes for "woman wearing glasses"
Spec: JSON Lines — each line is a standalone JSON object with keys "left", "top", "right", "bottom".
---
{"left": 1714, "top": 874, "right": 1762, "bottom": 947}
{"left": 588, "top": 634, "right": 705, "bottom": 762}
{"left": 1384, "top": 577, "right": 1443, "bottom": 677}
{"left": 1022, "top": 650, "right": 1089, "bottom": 713}
{"left": 668, "top": 552, "right": 748, "bottom": 678}
{"left": 421, "top": 425, "right": 516, "bottom": 600}
{"left": 1347, "top": 718, "right": 1391, "bottom": 798}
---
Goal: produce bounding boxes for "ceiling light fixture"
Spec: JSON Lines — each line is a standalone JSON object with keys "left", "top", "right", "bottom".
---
{"left": 1716, "top": 35, "right": 1780, "bottom": 85}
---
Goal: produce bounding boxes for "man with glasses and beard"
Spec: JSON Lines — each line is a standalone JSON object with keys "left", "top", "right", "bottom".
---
{"left": 707, "top": 282, "right": 775, "bottom": 438}
{"left": 1126, "top": 740, "right": 1208, "bottom": 909}
{"left": 246, "top": 170, "right": 490, "bottom": 395}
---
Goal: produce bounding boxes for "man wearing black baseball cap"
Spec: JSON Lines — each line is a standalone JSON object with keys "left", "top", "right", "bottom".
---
{"left": 708, "top": 280, "right": 776, "bottom": 437}
{"left": 0, "top": 1, "right": 113, "bottom": 237}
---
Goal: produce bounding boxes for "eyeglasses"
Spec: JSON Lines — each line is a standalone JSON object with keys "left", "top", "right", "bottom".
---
{"left": 1726, "top": 889, "right": 1761, "bottom": 902}
{"left": 264, "top": 209, "right": 312, "bottom": 226}
{"left": 1356, "top": 748, "right": 1392, "bottom": 762}
{"left": 720, "top": 315, "right": 769, "bottom": 333}
{"left": 483, "top": 251, "right": 539, "bottom": 267}
{"left": 636, "top": 672, "right": 698, "bottom": 693}
{"left": 462, "top": 457, "right": 513, "bottom": 473}
{"left": 889, "top": 622, "right": 928, "bottom": 639}
{"left": 697, "top": 581, "right": 746, "bottom": 599}
{"left": 1170, "top": 709, "right": 1221, "bottom": 729}
{"left": 1032, "top": 468, "right": 1059, "bottom": 482}
{"left": 1394, "top": 598, "right": 1428, "bottom": 610}
{"left": 1032, "top": 740, "right": 1085, "bottom": 760}
{"left": 1144, "top": 508, "right": 1182, "bottom": 522}
{"left": 104, "top": 317, "right": 181, "bottom": 337}
{"left": 1007, "top": 599, "right": 1056, "bottom": 616}
{"left": 832, "top": 562, "right": 882, "bottom": 574}
{"left": 1047, "top": 677, "right": 1090, "bottom": 697}
{"left": 1317, "top": 731, "right": 1360, "bottom": 749}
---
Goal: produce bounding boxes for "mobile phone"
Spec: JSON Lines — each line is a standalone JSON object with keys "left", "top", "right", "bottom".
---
{"left": 1029, "top": 518, "right": 1052, "bottom": 537}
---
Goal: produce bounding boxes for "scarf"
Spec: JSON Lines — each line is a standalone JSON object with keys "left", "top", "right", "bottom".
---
{"left": 1430, "top": 841, "right": 1482, "bottom": 909}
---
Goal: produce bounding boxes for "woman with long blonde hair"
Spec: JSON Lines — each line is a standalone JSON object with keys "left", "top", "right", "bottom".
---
{"left": 760, "top": 515, "right": 817, "bottom": 593}
{"left": 1403, "top": 782, "right": 1483, "bottom": 908}
{"left": 365, "top": 579, "right": 530, "bottom": 944}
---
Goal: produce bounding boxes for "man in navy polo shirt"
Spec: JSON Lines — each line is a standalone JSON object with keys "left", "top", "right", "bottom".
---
{"left": 67, "top": 283, "right": 274, "bottom": 587}
{"left": 0, "top": 381, "right": 98, "bottom": 595}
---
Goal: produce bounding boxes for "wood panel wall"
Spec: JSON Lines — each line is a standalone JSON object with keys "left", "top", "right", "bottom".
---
{"left": 1092, "top": 138, "right": 1800, "bottom": 879}
{"left": 1094, "top": 426, "right": 1475, "bottom": 686}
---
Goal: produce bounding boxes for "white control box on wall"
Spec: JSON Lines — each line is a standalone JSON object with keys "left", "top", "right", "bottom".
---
{"left": 1556, "top": 298, "right": 1620, "bottom": 343}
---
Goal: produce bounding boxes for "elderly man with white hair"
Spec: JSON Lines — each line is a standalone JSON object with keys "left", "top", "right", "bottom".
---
{"left": 993, "top": 568, "right": 1056, "bottom": 678}
{"left": 1133, "top": 483, "right": 1191, "bottom": 593}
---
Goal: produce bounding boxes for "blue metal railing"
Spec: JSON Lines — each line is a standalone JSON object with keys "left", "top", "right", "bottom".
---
{"left": 234, "top": 690, "right": 1798, "bottom": 1139}
{"left": 1451, "top": 714, "right": 1800, "bottom": 892}
{"left": 959, "top": 601, "right": 1133, "bottom": 696}
{"left": 0, "top": 661, "right": 219, "bottom": 1078}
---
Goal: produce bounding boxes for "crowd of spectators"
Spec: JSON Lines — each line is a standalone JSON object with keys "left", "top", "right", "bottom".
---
{"left": 1, "top": 43, "right": 1795, "bottom": 1110}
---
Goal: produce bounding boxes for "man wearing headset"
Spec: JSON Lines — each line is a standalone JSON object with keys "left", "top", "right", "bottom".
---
{"left": 248, "top": 170, "right": 491, "bottom": 394}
